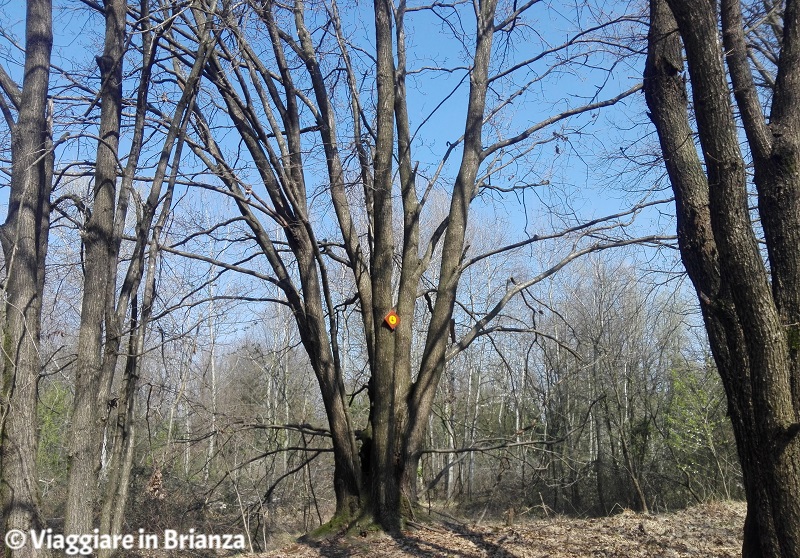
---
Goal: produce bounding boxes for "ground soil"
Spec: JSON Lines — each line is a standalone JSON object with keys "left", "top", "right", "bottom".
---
{"left": 259, "top": 501, "right": 745, "bottom": 557}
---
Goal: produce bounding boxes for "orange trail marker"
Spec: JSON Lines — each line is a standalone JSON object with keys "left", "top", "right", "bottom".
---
{"left": 384, "top": 309, "right": 400, "bottom": 331}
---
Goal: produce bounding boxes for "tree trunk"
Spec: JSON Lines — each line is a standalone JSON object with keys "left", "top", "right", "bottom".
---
{"left": 97, "top": 316, "right": 139, "bottom": 558}
{"left": 0, "top": 1, "right": 53, "bottom": 556}
{"left": 64, "top": 0, "right": 126, "bottom": 535}
{"left": 644, "top": 0, "right": 800, "bottom": 554}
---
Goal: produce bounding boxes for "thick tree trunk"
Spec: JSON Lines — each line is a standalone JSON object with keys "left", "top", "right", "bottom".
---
{"left": 0, "top": 1, "right": 53, "bottom": 556}
{"left": 314, "top": 360, "right": 363, "bottom": 519}
{"left": 363, "top": 0, "right": 498, "bottom": 531}
{"left": 367, "top": 0, "right": 405, "bottom": 530}
{"left": 644, "top": 0, "right": 800, "bottom": 555}
{"left": 64, "top": 0, "right": 126, "bottom": 535}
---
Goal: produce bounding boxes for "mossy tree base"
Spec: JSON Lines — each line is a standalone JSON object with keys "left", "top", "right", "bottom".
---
{"left": 304, "top": 496, "right": 426, "bottom": 543}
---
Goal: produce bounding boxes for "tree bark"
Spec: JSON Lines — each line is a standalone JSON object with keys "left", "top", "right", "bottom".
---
{"left": 644, "top": 0, "right": 800, "bottom": 555}
{"left": 367, "top": 0, "right": 405, "bottom": 529}
{"left": 65, "top": 0, "right": 126, "bottom": 535}
{"left": 0, "top": 0, "right": 53, "bottom": 555}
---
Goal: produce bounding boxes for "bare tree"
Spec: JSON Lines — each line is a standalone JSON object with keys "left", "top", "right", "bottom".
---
{"left": 0, "top": 0, "right": 54, "bottom": 555}
{"left": 61, "top": 0, "right": 216, "bottom": 537}
{"left": 644, "top": 0, "right": 800, "bottom": 555}
{"left": 169, "top": 0, "right": 662, "bottom": 530}
{"left": 64, "top": 0, "right": 127, "bottom": 534}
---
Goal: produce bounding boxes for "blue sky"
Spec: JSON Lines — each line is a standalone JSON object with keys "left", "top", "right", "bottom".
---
{"left": 1, "top": 0, "right": 677, "bottom": 311}
{"left": 1, "top": 0, "right": 667, "bottom": 223}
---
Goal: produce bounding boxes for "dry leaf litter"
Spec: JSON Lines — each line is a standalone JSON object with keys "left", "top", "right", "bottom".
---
{"left": 258, "top": 500, "right": 745, "bottom": 558}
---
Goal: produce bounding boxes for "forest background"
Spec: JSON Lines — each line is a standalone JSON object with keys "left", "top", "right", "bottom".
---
{"left": 3, "top": 0, "right": 783, "bottom": 554}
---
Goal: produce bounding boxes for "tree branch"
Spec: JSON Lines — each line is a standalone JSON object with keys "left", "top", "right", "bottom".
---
{"left": 448, "top": 235, "right": 671, "bottom": 359}
{"left": 481, "top": 83, "right": 642, "bottom": 159}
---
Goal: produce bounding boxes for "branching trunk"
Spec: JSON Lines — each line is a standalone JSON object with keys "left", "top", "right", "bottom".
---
{"left": 644, "top": 0, "right": 800, "bottom": 555}
{"left": 93, "top": 0, "right": 163, "bottom": 539}
{"left": 401, "top": 0, "right": 498, "bottom": 498}
{"left": 185, "top": 0, "right": 657, "bottom": 531}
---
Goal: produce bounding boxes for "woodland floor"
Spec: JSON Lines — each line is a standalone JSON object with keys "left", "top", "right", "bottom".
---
{"left": 257, "top": 500, "right": 746, "bottom": 557}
